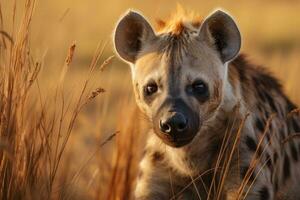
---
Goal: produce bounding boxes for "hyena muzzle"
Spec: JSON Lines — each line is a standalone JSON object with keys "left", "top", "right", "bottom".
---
{"left": 113, "top": 8, "right": 300, "bottom": 200}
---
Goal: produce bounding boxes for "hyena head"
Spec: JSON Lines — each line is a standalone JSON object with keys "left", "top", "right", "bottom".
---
{"left": 114, "top": 9, "right": 241, "bottom": 147}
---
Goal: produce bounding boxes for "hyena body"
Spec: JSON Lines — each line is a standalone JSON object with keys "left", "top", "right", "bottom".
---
{"left": 114, "top": 8, "right": 300, "bottom": 200}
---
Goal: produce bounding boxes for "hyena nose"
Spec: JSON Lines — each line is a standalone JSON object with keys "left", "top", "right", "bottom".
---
{"left": 159, "top": 112, "right": 187, "bottom": 134}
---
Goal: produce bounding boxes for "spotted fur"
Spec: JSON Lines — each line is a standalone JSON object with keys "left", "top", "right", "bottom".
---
{"left": 114, "top": 7, "right": 300, "bottom": 200}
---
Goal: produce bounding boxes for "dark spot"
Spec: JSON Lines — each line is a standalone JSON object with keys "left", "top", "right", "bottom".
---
{"left": 252, "top": 76, "right": 261, "bottom": 85}
{"left": 257, "top": 146, "right": 263, "bottom": 158}
{"left": 245, "top": 135, "right": 257, "bottom": 151}
{"left": 151, "top": 151, "right": 164, "bottom": 163}
{"left": 274, "top": 181, "right": 278, "bottom": 192}
{"left": 285, "top": 98, "right": 297, "bottom": 112}
{"left": 280, "top": 128, "right": 286, "bottom": 140}
{"left": 277, "top": 105, "right": 285, "bottom": 117}
{"left": 240, "top": 166, "right": 247, "bottom": 178}
{"left": 257, "top": 72, "right": 282, "bottom": 93}
{"left": 290, "top": 142, "right": 298, "bottom": 161}
{"left": 259, "top": 186, "right": 269, "bottom": 200}
{"left": 265, "top": 153, "right": 272, "bottom": 171}
{"left": 257, "top": 103, "right": 263, "bottom": 112}
{"left": 266, "top": 133, "right": 271, "bottom": 143}
{"left": 255, "top": 118, "right": 265, "bottom": 132}
{"left": 264, "top": 92, "right": 277, "bottom": 113}
{"left": 207, "top": 138, "right": 222, "bottom": 167}
{"left": 273, "top": 152, "right": 278, "bottom": 164}
{"left": 240, "top": 165, "right": 255, "bottom": 183}
{"left": 268, "top": 123, "right": 273, "bottom": 131}
{"left": 283, "top": 152, "right": 291, "bottom": 181}
{"left": 256, "top": 87, "right": 266, "bottom": 103}
{"left": 292, "top": 118, "right": 300, "bottom": 132}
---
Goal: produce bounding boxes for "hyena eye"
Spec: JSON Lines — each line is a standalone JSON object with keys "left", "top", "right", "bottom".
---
{"left": 192, "top": 80, "right": 208, "bottom": 95}
{"left": 144, "top": 82, "right": 158, "bottom": 96}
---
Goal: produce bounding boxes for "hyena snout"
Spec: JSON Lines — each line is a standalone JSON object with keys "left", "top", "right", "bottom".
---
{"left": 159, "top": 112, "right": 187, "bottom": 133}
{"left": 154, "top": 98, "right": 200, "bottom": 148}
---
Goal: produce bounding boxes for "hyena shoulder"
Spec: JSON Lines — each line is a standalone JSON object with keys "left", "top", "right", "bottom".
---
{"left": 229, "top": 54, "right": 300, "bottom": 198}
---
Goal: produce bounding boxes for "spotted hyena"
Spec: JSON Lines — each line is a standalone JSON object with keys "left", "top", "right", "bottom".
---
{"left": 113, "top": 8, "right": 300, "bottom": 200}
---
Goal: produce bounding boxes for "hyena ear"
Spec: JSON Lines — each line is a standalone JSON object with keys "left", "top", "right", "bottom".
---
{"left": 114, "top": 11, "right": 156, "bottom": 63}
{"left": 199, "top": 10, "right": 241, "bottom": 62}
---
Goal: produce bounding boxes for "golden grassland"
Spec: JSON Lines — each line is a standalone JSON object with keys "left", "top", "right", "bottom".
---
{"left": 0, "top": 0, "right": 300, "bottom": 199}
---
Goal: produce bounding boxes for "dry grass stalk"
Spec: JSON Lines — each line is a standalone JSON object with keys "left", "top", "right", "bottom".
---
{"left": 87, "top": 87, "right": 105, "bottom": 101}
{"left": 0, "top": 31, "right": 14, "bottom": 45}
{"left": 100, "top": 55, "right": 115, "bottom": 71}
{"left": 59, "top": 42, "right": 76, "bottom": 84}
{"left": 281, "top": 133, "right": 300, "bottom": 145}
{"left": 65, "top": 43, "right": 76, "bottom": 66}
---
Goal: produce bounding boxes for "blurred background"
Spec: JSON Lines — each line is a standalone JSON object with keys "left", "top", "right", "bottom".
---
{"left": 1, "top": 0, "right": 300, "bottom": 199}
{"left": 22, "top": 0, "right": 300, "bottom": 101}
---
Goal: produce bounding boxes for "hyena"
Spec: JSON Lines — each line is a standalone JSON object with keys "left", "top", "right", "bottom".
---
{"left": 113, "top": 8, "right": 300, "bottom": 200}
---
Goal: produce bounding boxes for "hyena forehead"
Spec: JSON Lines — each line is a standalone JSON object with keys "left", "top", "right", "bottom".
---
{"left": 134, "top": 38, "right": 226, "bottom": 85}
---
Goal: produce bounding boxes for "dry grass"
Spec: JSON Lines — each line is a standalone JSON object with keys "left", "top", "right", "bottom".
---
{"left": 0, "top": 1, "right": 140, "bottom": 199}
{"left": 0, "top": 0, "right": 300, "bottom": 200}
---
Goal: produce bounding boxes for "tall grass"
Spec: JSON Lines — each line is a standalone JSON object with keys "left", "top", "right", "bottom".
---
{"left": 0, "top": 1, "right": 139, "bottom": 199}
{"left": 0, "top": 1, "right": 43, "bottom": 198}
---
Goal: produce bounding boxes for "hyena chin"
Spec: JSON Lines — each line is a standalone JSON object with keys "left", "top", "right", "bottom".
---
{"left": 114, "top": 8, "right": 300, "bottom": 200}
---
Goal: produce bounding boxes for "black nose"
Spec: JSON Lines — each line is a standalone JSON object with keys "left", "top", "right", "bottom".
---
{"left": 159, "top": 112, "right": 187, "bottom": 134}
